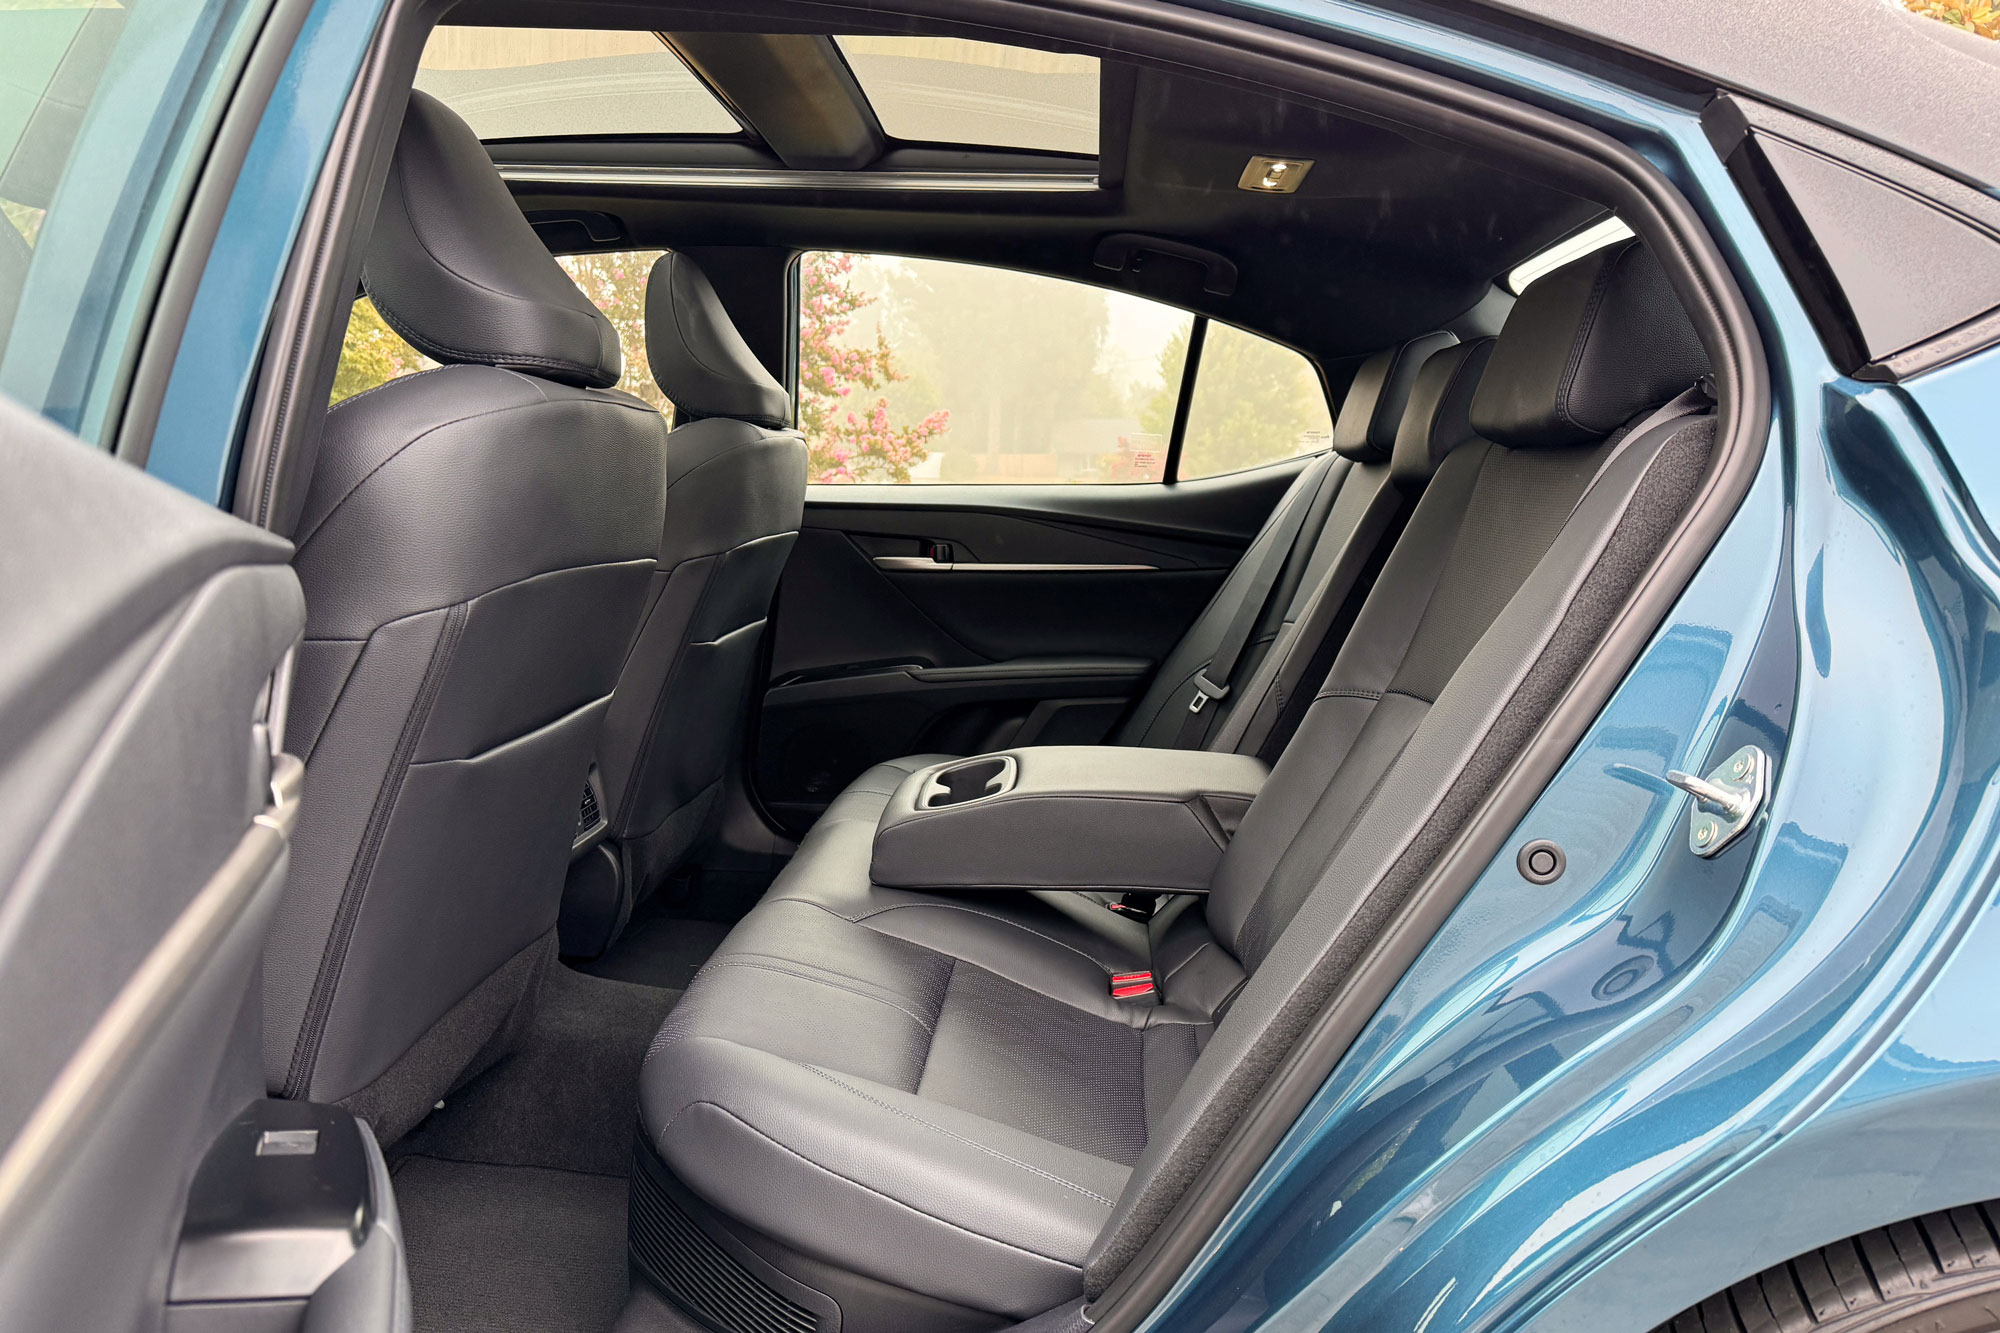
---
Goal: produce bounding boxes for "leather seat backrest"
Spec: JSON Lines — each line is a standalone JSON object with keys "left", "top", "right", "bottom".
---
{"left": 593, "top": 253, "right": 807, "bottom": 898}
{"left": 1114, "top": 331, "right": 1454, "bottom": 752}
{"left": 1090, "top": 239, "right": 1718, "bottom": 1288}
{"left": 263, "top": 90, "right": 670, "bottom": 1143}
{"left": 1201, "top": 239, "right": 1710, "bottom": 970}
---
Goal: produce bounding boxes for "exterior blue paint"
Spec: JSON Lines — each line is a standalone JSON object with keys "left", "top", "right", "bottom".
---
{"left": 1138, "top": 3, "right": 2000, "bottom": 1332}
{"left": 145, "top": 0, "right": 390, "bottom": 503}
{"left": 1897, "top": 344, "right": 2000, "bottom": 543}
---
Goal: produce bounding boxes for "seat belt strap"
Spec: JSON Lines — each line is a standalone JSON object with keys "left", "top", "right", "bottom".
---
{"left": 1565, "top": 379, "right": 1714, "bottom": 524}
{"left": 1177, "top": 456, "right": 1332, "bottom": 748}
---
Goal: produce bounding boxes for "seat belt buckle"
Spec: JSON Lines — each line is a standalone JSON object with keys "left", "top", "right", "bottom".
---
{"left": 1188, "top": 671, "right": 1230, "bottom": 715}
{"left": 1110, "top": 970, "right": 1158, "bottom": 1003}
{"left": 1107, "top": 893, "right": 1159, "bottom": 921}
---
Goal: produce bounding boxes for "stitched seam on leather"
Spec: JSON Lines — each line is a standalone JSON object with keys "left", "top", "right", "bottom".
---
{"left": 295, "top": 638, "right": 369, "bottom": 767}
{"left": 1314, "top": 687, "right": 1383, "bottom": 703}
{"left": 1554, "top": 253, "right": 1620, "bottom": 435}
{"left": 1164, "top": 942, "right": 1214, "bottom": 983}
{"left": 615, "top": 557, "right": 719, "bottom": 824}
{"left": 801, "top": 1063, "right": 1116, "bottom": 1208}
{"left": 699, "top": 945, "right": 921, "bottom": 998}
{"left": 283, "top": 601, "right": 467, "bottom": 1098}
{"left": 370, "top": 276, "right": 605, "bottom": 382}
{"left": 851, "top": 901, "right": 1118, "bottom": 974}
{"left": 691, "top": 958, "right": 937, "bottom": 1034}
{"left": 406, "top": 690, "right": 613, "bottom": 767}
{"left": 325, "top": 365, "right": 452, "bottom": 416}
{"left": 656, "top": 1100, "right": 1085, "bottom": 1268}
{"left": 300, "top": 392, "right": 621, "bottom": 550}
{"left": 375, "top": 145, "right": 609, "bottom": 379}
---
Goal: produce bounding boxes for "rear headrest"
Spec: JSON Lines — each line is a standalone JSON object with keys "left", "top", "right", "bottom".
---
{"left": 1391, "top": 338, "right": 1494, "bottom": 488}
{"left": 1330, "top": 331, "right": 1457, "bottom": 462}
{"left": 1470, "top": 238, "right": 1708, "bottom": 448}
{"left": 644, "top": 253, "right": 791, "bottom": 429}
{"left": 362, "top": 91, "right": 621, "bottom": 389}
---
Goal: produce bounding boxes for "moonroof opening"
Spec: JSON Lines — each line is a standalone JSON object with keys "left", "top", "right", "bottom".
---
{"left": 834, "top": 37, "right": 1099, "bottom": 156}
{"left": 415, "top": 27, "right": 741, "bottom": 141}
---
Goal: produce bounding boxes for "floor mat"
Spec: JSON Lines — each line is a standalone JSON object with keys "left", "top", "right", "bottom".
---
{"left": 576, "top": 911, "right": 732, "bottom": 991}
{"left": 398, "top": 964, "right": 678, "bottom": 1177}
{"left": 396, "top": 1156, "right": 630, "bottom": 1333}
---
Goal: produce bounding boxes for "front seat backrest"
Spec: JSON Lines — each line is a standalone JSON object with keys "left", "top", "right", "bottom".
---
{"left": 264, "top": 90, "right": 669, "bottom": 1143}
{"left": 592, "top": 253, "right": 807, "bottom": 905}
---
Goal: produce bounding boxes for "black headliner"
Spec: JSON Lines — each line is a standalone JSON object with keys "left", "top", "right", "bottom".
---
{"left": 448, "top": 4, "right": 1605, "bottom": 363}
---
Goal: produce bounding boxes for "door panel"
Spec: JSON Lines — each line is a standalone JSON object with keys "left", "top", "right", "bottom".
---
{"left": 0, "top": 399, "right": 340, "bottom": 1329}
{"left": 754, "top": 463, "right": 1300, "bottom": 831}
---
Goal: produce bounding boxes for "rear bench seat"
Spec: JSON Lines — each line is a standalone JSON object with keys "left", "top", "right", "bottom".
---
{"left": 636, "top": 240, "right": 1716, "bottom": 1330}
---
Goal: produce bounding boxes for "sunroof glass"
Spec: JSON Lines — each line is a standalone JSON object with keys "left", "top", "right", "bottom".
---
{"left": 834, "top": 37, "right": 1098, "bottom": 156}
{"left": 415, "top": 27, "right": 741, "bottom": 140}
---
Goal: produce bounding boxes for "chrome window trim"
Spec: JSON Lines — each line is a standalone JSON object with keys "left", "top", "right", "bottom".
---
{"left": 494, "top": 163, "right": 1100, "bottom": 192}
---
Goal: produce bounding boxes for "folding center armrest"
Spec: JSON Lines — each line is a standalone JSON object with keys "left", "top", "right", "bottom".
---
{"left": 869, "top": 746, "right": 1269, "bottom": 895}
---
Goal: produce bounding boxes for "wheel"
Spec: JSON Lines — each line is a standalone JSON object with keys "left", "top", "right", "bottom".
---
{"left": 1658, "top": 1204, "right": 2000, "bottom": 1333}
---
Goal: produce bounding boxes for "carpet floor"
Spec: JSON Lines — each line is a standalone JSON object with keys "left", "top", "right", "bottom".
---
{"left": 574, "top": 909, "right": 733, "bottom": 991}
{"left": 393, "top": 956, "right": 706, "bottom": 1333}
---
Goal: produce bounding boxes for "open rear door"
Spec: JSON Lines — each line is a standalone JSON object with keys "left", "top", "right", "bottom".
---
{"left": 0, "top": 399, "right": 405, "bottom": 1331}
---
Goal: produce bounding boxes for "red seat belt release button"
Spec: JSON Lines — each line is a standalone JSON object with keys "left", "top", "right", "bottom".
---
{"left": 1110, "top": 970, "right": 1157, "bottom": 1002}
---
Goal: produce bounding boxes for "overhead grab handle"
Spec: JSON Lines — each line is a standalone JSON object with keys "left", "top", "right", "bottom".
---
{"left": 1093, "top": 232, "right": 1239, "bottom": 297}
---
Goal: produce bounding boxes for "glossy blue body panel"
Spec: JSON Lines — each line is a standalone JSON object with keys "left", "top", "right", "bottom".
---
{"left": 151, "top": 0, "right": 2000, "bottom": 1326}
{"left": 146, "top": 0, "right": 388, "bottom": 502}
{"left": 1136, "top": 4, "right": 2000, "bottom": 1332}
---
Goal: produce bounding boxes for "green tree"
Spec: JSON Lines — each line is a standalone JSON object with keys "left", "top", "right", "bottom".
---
{"left": 1140, "top": 322, "right": 1328, "bottom": 479}
{"left": 329, "top": 297, "right": 425, "bottom": 405}
{"left": 881, "top": 260, "right": 1114, "bottom": 476}
{"left": 799, "top": 252, "right": 948, "bottom": 483}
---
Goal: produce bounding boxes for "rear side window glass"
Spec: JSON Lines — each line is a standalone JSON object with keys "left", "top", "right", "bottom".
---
{"left": 796, "top": 250, "right": 1193, "bottom": 484}
{"left": 1175, "top": 322, "right": 1333, "bottom": 481}
{"left": 330, "top": 249, "right": 671, "bottom": 419}
{"left": 0, "top": 0, "right": 270, "bottom": 443}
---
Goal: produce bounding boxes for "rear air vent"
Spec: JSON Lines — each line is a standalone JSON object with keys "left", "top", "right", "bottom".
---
{"left": 578, "top": 781, "right": 602, "bottom": 836}
{"left": 629, "top": 1149, "right": 820, "bottom": 1333}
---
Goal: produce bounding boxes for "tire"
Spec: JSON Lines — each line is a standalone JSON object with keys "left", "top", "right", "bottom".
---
{"left": 1656, "top": 1204, "right": 2000, "bottom": 1333}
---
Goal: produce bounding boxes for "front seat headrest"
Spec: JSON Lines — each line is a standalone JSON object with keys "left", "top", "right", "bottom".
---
{"left": 643, "top": 252, "right": 791, "bottom": 429}
{"left": 1470, "top": 237, "right": 1709, "bottom": 448}
{"left": 362, "top": 91, "right": 622, "bottom": 389}
{"left": 1391, "top": 337, "right": 1494, "bottom": 489}
{"left": 1330, "top": 331, "right": 1458, "bottom": 463}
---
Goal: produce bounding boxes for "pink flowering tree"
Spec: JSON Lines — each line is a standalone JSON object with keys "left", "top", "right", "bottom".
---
{"left": 799, "top": 252, "right": 948, "bottom": 483}
{"left": 557, "top": 250, "right": 672, "bottom": 416}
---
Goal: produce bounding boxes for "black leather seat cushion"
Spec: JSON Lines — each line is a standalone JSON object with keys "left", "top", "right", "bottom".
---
{"left": 639, "top": 754, "right": 1241, "bottom": 1316}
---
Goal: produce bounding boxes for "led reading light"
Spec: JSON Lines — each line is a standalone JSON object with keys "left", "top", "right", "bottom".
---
{"left": 1238, "top": 155, "right": 1313, "bottom": 193}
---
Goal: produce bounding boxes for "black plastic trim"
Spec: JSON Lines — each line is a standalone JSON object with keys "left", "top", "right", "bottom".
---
{"left": 1163, "top": 315, "right": 1207, "bottom": 484}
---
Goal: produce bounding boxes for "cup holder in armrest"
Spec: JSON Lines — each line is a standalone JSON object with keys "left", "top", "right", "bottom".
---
{"left": 920, "top": 756, "right": 1018, "bottom": 808}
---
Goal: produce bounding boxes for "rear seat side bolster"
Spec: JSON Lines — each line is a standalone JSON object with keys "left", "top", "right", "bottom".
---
{"left": 1201, "top": 444, "right": 1486, "bottom": 949}
{"left": 1082, "top": 415, "right": 1717, "bottom": 1294}
{"left": 1208, "top": 460, "right": 1405, "bottom": 757}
